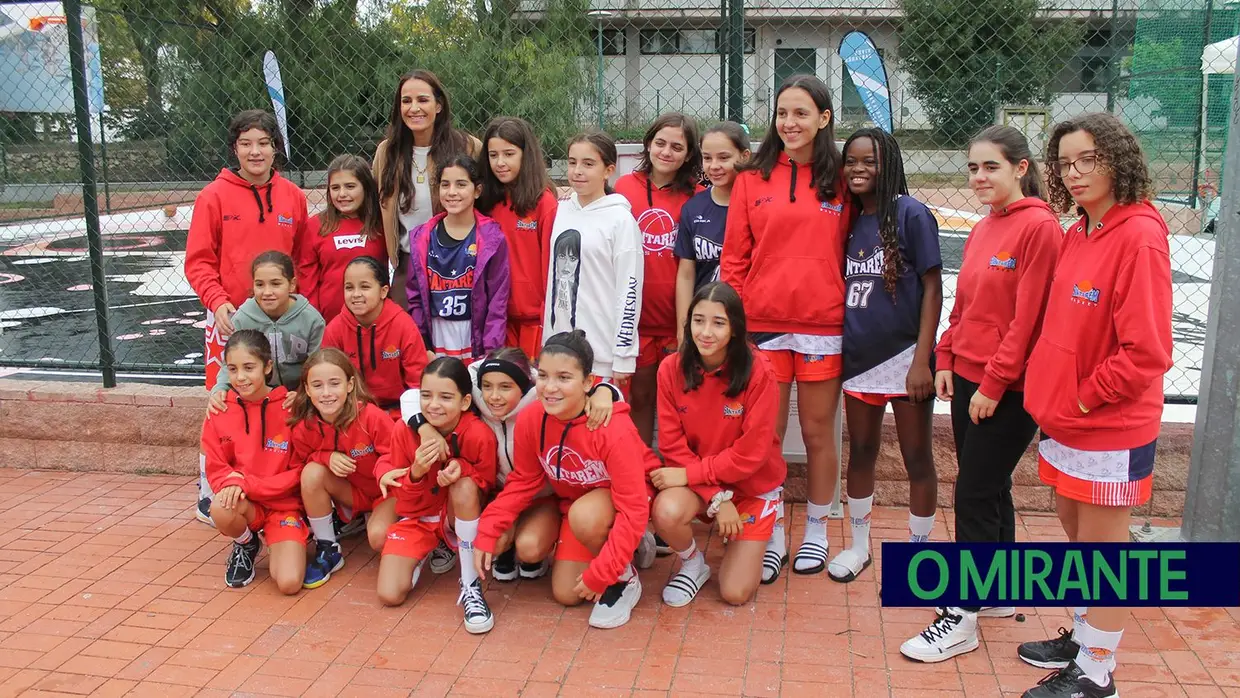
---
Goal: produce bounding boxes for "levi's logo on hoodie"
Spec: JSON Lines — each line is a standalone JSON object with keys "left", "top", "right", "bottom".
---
{"left": 334, "top": 234, "right": 367, "bottom": 250}
{"left": 264, "top": 433, "right": 290, "bottom": 452}
{"left": 1071, "top": 281, "right": 1101, "bottom": 306}
{"left": 989, "top": 252, "right": 1017, "bottom": 270}
{"left": 381, "top": 345, "right": 401, "bottom": 360}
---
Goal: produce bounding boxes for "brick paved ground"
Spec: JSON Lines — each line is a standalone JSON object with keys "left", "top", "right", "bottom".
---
{"left": 0, "top": 468, "right": 1235, "bottom": 698}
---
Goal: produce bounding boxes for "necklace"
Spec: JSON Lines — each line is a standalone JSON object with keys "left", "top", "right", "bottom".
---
{"left": 412, "top": 152, "right": 428, "bottom": 185}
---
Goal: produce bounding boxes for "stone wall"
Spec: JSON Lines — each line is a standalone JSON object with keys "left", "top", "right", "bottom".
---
{"left": 0, "top": 378, "right": 1195, "bottom": 516}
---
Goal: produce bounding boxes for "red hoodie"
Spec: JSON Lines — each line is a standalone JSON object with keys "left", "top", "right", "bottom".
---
{"left": 487, "top": 190, "right": 558, "bottom": 324}
{"left": 476, "top": 402, "right": 659, "bottom": 593}
{"left": 299, "top": 215, "right": 389, "bottom": 323}
{"left": 202, "top": 386, "right": 301, "bottom": 511}
{"left": 374, "top": 412, "right": 498, "bottom": 520}
{"left": 1024, "top": 202, "right": 1173, "bottom": 451}
{"left": 936, "top": 197, "right": 1062, "bottom": 398}
{"left": 321, "top": 299, "right": 428, "bottom": 409}
{"left": 656, "top": 353, "right": 786, "bottom": 504}
{"left": 185, "top": 168, "right": 309, "bottom": 314}
{"left": 615, "top": 172, "right": 704, "bottom": 335}
{"left": 720, "top": 154, "right": 851, "bottom": 336}
{"left": 290, "top": 401, "right": 394, "bottom": 504}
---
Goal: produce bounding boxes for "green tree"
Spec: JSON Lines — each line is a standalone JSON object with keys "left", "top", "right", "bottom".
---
{"left": 899, "top": 0, "right": 1080, "bottom": 145}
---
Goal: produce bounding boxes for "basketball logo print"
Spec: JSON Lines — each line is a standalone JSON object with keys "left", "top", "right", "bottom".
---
{"left": 638, "top": 208, "right": 677, "bottom": 254}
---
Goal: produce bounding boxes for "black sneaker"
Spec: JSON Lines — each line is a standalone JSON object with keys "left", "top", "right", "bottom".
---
{"left": 1022, "top": 663, "right": 1117, "bottom": 698}
{"left": 1018, "top": 627, "right": 1080, "bottom": 669}
{"left": 458, "top": 579, "right": 494, "bottom": 634}
{"left": 225, "top": 535, "right": 261, "bottom": 588}
{"left": 652, "top": 533, "right": 672, "bottom": 557}
{"left": 492, "top": 548, "right": 518, "bottom": 582}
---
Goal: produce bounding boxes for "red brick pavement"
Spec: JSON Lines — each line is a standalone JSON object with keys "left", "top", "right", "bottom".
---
{"left": 0, "top": 468, "right": 1232, "bottom": 698}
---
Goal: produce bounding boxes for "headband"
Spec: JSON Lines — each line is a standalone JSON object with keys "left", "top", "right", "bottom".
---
{"left": 477, "top": 358, "right": 533, "bottom": 395}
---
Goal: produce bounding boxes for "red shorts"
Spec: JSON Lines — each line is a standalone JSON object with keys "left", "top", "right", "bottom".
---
{"left": 204, "top": 309, "right": 229, "bottom": 390}
{"left": 760, "top": 349, "right": 842, "bottom": 383}
{"left": 505, "top": 322, "right": 542, "bottom": 361}
{"left": 555, "top": 511, "right": 595, "bottom": 563}
{"left": 637, "top": 334, "right": 678, "bottom": 370}
{"left": 697, "top": 492, "right": 782, "bottom": 542}
{"left": 844, "top": 390, "right": 907, "bottom": 407}
{"left": 1038, "top": 457, "right": 1153, "bottom": 507}
{"left": 342, "top": 484, "right": 385, "bottom": 523}
{"left": 382, "top": 515, "right": 445, "bottom": 560}
{"left": 249, "top": 503, "right": 310, "bottom": 545}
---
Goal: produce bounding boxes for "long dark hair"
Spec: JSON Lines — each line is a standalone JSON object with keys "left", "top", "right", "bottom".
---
{"left": 378, "top": 69, "right": 472, "bottom": 215}
{"left": 968, "top": 125, "right": 1043, "bottom": 200}
{"left": 567, "top": 131, "right": 618, "bottom": 195}
{"left": 228, "top": 109, "right": 286, "bottom": 171}
{"left": 634, "top": 112, "right": 702, "bottom": 198}
{"left": 743, "top": 74, "right": 841, "bottom": 202}
{"left": 321, "top": 154, "right": 383, "bottom": 239}
{"left": 844, "top": 128, "right": 908, "bottom": 297}
{"left": 680, "top": 282, "right": 752, "bottom": 398}
{"left": 478, "top": 116, "right": 555, "bottom": 216}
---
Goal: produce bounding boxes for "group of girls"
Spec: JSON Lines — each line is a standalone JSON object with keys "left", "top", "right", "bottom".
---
{"left": 186, "top": 66, "right": 1171, "bottom": 698}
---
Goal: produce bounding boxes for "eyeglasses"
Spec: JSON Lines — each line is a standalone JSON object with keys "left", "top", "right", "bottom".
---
{"left": 1049, "top": 154, "right": 1099, "bottom": 178}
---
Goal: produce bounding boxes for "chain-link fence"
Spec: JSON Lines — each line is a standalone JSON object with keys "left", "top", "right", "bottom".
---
{"left": 0, "top": 0, "right": 1225, "bottom": 400}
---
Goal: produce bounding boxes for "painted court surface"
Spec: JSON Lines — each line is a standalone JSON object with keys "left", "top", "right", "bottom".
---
{"left": 0, "top": 468, "right": 1233, "bottom": 698}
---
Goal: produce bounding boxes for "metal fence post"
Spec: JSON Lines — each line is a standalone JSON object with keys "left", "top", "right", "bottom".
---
{"left": 64, "top": 0, "right": 117, "bottom": 388}
{"left": 726, "top": 0, "right": 744, "bottom": 123}
{"left": 1182, "top": 61, "right": 1240, "bottom": 543}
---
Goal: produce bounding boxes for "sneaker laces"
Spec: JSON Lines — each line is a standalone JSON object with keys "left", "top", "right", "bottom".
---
{"left": 229, "top": 541, "right": 255, "bottom": 572}
{"left": 457, "top": 582, "right": 488, "bottom": 618}
{"left": 1035, "top": 664, "right": 1081, "bottom": 691}
{"left": 918, "top": 608, "right": 962, "bottom": 643}
{"left": 1047, "top": 626, "right": 1075, "bottom": 649}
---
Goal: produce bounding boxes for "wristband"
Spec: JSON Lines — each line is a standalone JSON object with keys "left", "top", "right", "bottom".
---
{"left": 707, "top": 490, "right": 734, "bottom": 518}
{"left": 408, "top": 413, "right": 428, "bottom": 430}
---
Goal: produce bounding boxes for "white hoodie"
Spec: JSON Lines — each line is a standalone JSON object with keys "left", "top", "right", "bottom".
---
{"left": 542, "top": 192, "right": 644, "bottom": 378}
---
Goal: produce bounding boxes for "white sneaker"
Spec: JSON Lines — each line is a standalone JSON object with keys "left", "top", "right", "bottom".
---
{"left": 411, "top": 558, "right": 427, "bottom": 588}
{"left": 662, "top": 556, "right": 710, "bottom": 608}
{"left": 429, "top": 541, "right": 457, "bottom": 574}
{"left": 458, "top": 579, "right": 494, "bottom": 634}
{"left": 588, "top": 574, "right": 642, "bottom": 629}
{"left": 900, "top": 608, "right": 979, "bottom": 663}
{"left": 635, "top": 531, "right": 657, "bottom": 570}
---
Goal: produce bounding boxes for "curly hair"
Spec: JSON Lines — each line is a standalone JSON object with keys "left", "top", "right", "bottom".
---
{"left": 1045, "top": 113, "right": 1155, "bottom": 215}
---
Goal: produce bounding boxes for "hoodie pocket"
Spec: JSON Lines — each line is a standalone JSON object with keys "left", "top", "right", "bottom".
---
{"left": 745, "top": 254, "right": 843, "bottom": 325}
{"left": 953, "top": 320, "right": 1002, "bottom": 365}
{"left": 1024, "top": 339, "right": 1082, "bottom": 432}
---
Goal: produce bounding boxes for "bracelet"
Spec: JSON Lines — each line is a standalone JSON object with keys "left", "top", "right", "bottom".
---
{"left": 1078, "top": 399, "right": 1090, "bottom": 414}
{"left": 706, "top": 490, "right": 734, "bottom": 518}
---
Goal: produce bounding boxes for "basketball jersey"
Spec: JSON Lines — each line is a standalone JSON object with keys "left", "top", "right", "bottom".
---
{"left": 427, "top": 221, "right": 476, "bottom": 360}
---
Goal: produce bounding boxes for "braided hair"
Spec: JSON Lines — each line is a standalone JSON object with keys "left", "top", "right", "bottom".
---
{"left": 844, "top": 128, "right": 908, "bottom": 298}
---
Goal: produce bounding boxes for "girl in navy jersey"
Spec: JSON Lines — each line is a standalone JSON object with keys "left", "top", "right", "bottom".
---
{"left": 720, "top": 74, "right": 852, "bottom": 580}
{"left": 477, "top": 117, "right": 559, "bottom": 358}
{"left": 900, "top": 126, "right": 1061, "bottom": 664}
{"left": 674, "top": 122, "right": 751, "bottom": 344}
{"left": 829, "top": 128, "right": 942, "bottom": 584}
{"left": 406, "top": 154, "right": 511, "bottom": 365}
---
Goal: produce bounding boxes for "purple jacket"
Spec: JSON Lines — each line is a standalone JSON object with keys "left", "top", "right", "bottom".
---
{"left": 406, "top": 210, "right": 511, "bottom": 355}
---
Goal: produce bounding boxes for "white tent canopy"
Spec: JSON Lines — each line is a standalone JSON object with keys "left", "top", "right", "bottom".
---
{"left": 1202, "top": 36, "right": 1238, "bottom": 75}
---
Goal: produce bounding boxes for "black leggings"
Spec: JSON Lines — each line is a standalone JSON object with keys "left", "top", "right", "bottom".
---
{"left": 951, "top": 374, "right": 1038, "bottom": 545}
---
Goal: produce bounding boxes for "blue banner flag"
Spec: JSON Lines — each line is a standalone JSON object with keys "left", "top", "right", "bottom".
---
{"left": 838, "top": 31, "right": 892, "bottom": 133}
{"left": 263, "top": 50, "right": 291, "bottom": 162}
{"left": 880, "top": 542, "right": 1240, "bottom": 607}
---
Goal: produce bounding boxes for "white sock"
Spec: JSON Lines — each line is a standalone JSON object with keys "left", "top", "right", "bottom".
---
{"left": 455, "top": 518, "right": 479, "bottom": 586}
{"left": 309, "top": 514, "right": 336, "bottom": 544}
{"left": 675, "top": 541, "right": 705, "bottom": 575}
{"left": 618, "top": 563, "right": 635, "bottom": 583}
{"left": 1072, "top": 607, "right": 1088, "bottom": 638}
{"left": 909, "top": 512, "right": 935, "bottom": 543}
{"left": 766, "top": 520, "right": 787, "bottom": 558}
{"left": 1074, "top": 619, "right": 1122, "bottom": 686}
{"left": 233, "top": 528, "right": 253, "bottom": 545}
{"left": 199, "top": 454, "right": 213, "bottom": 498}
{"left": 847, "top": 496, "right": 873, "bottom": 555}
{"left": 677, "top": 539, "right": 698, "bottom": 561}
{"left": 802, "top": 501, "right": 830, "bottom": 545}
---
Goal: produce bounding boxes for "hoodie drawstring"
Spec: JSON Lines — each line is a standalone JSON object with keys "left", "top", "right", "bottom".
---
{"left": 265, "top": 184, "right": 274, "bottom": 217}
{"left": 501, "top": 422, "right": 513, "bottom": 472}
{"left": 238, "top": 394, "right": 250, "bottom": 433}
{"left": 249, "top": 185, "right": 265, "bottom": 223}
{"left": 789, "top": 160, "right": 798, "bottom": 203}
{"left": 370, "top": 327, "right": 377, "bottom": 371}
{"left": 259, "top": 397, "right": 270, "bottom": 447}
{"left": 539, "top": 412, "right": 576, "bottom": 482}
{"left": 355, "top": 325, "right": 366, "bottom": 378}
{"left": 645, "top": 176, "right": 654, "bottom": 207}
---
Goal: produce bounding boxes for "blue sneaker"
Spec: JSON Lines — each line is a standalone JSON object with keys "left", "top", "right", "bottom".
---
{"left": 303, "top": 540, "right": 344, "bottom": 589}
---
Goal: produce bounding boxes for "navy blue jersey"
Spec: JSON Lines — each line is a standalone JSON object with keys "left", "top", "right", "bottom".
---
{"left": 428, "top": 222, "right": 477, "bottom": 321}
{"left": 842, "top": 196, "right": 942, "bottom": 381}
{"left": 673, "top": 189, "right": 728, "bottom": 291}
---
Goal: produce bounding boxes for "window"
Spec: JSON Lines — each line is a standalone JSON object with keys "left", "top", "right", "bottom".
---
{"left": 638, "top": 27, "right": 756, "bottom": 55}
{"left": 592, "top": 28, "right": 626, "bottom": 56}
